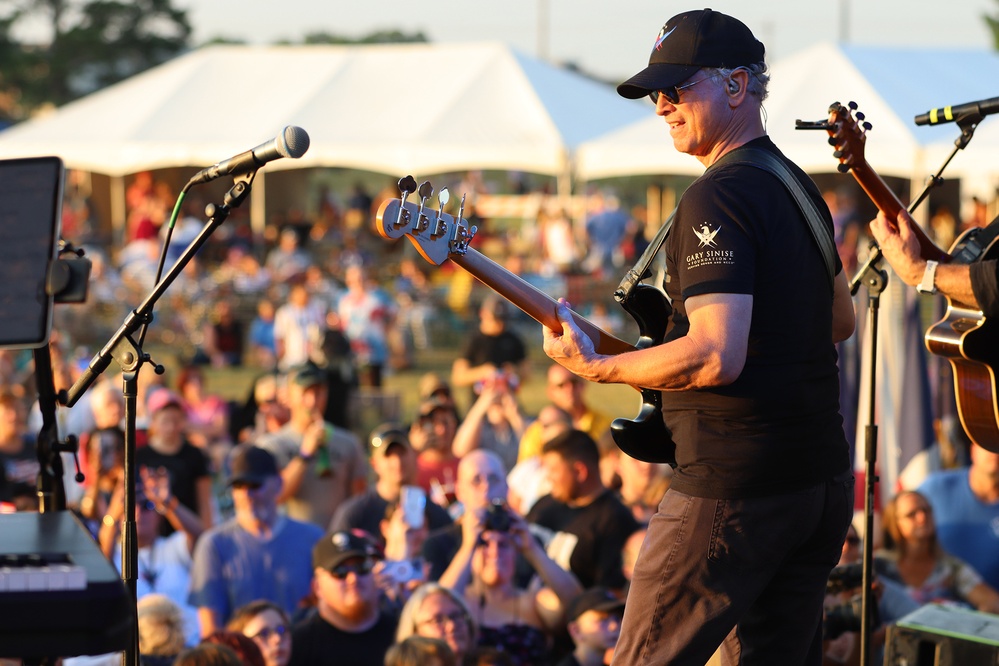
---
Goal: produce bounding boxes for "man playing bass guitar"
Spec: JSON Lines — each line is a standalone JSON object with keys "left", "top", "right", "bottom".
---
{"left": 542, "top": 9, "right": 857, "bottom": 664}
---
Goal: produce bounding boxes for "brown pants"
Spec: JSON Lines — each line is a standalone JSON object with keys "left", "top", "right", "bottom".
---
{"left": 613, "top": 473, "right": 854, "bottom": 665}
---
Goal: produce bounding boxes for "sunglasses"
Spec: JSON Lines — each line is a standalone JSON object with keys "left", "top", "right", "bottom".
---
{"left": 329, "top": 558, "right": 376, "bottom": 579}
{"left": 649, "top": 73, "right": 722, "bottom": 105}
{"left": 249, "top": 625, "right": 289, "bottom": 641}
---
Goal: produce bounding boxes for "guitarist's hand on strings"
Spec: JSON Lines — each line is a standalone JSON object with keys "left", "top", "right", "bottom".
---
{"left": 872, "top": 209, "right": 980, "bottom": 309}
{"left": 870, "top": 210, "right": 925, "bottom": 288}
{"left": 543, "top": 298, "right": 601, "bottom": 382}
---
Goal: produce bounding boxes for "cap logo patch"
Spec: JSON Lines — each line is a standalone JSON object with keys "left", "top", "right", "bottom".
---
{"left": 654, "top": 24, "right": 675, "bottom": 51}
{"left": 332, "top": 532, "right": 349, "bottom": 548}
{"left": 693, "top": 223, "right": 721, "bottom": 248}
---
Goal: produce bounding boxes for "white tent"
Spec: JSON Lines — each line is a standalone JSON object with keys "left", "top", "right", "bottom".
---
{"left": 575, "top": 42, "right": 999, "bottom": 191}
{"left": 0, "top": 42, "right": 649, "bottom": 178}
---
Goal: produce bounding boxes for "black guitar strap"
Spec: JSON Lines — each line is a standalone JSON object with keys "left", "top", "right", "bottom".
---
{"left": 713, "top": 146, "right": 837, "bottom": 292}
{"left": 615, "top": 145, "right": 837, "bottom": 303}
{"left": 614, "top": 210, "right": 674, "bottom": 304}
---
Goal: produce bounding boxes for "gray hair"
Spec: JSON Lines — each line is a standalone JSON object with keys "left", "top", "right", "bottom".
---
{"left": 396, "top": 582, "right": 477, "bottom": 644}
{"left": 707, "top": 63, "right": 770, "bottom": 102}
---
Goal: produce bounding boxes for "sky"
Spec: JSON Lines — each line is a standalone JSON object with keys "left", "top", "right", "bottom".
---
{"left": 172, "top": 0, "right": 999, "bottom": 82}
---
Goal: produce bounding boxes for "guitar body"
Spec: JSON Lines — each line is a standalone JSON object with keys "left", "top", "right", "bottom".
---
{"left": 610, "top": 283, "right": 677, "bottom": 465}
{"left": 925, "top": 225, "right": 999, "bottom": 452}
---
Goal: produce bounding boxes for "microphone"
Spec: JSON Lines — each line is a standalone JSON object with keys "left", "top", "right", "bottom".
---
{"left": 187, "top": 125, "right": 310, "bottom": 185}
{"left": 914, "top": 96, "right": 999, "bottom": 126}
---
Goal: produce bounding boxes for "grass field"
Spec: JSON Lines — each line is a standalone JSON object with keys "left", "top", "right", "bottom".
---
{"left": 155, "top": 336, "right": 642, "bottom": 440}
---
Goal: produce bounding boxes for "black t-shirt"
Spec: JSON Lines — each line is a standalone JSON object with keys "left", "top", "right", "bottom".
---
{"left": 422, "top": 522, "right": 462, "bottom": 582}
{"left": 526, "top": 491, "right": 638, "bottom": 591}
{"left": 661, "top": 136, "right": 850, "bottom": 499}
{"left": 135, "top": 440, "right": 210, "bottom": 534}
{"left": 971, "top": 259, "right": 999, "bottom": 318}
{"left": 329, "top": 489, "right": 453, "bottom": 536}
{"left": 288, "top": 610, "right": 398, "bottom": 666}
{"left": 460, "top": 329, "right": 527, "bottom": 372}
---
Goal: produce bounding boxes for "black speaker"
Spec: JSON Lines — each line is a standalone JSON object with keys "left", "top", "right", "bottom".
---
{"left": 885, "top": 603, "right": 999, "bottom": 665}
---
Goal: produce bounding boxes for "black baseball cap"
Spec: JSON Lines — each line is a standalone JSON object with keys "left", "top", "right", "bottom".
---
{"left": 288, "top": 362, "right": 325, "bottom": 388}
{"left": 566, "top": 587, "right": 626, "bottom": 623}
{"left": 226, "top": 445, "right": 279, "bottom": 487}
{"left": 369, "top": 423, "right": 411, "bottom": 458}
{"left": 617, "top": 8, "right": 765, "bottom": 100}
{"left": 313, "top": 530, "right": 382, "bottom": 571}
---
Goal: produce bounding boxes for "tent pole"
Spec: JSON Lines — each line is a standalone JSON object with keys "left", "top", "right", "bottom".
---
{"left": 110, "top": 175, "right": 126, "bottom": 249}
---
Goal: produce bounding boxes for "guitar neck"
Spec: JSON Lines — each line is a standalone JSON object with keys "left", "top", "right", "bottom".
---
{"left": 850, "top": 163, "right": 951, "bottom": 263}
{"left": 451, "top": 249, "right": 637, "bottom": 357}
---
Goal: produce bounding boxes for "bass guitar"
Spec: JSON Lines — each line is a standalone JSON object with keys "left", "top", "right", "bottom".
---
{"left": 824, "top": 101, "right": 999, "bottom": 452}
{"left": 374, "top": 176, "right": 676, "bottom": 464}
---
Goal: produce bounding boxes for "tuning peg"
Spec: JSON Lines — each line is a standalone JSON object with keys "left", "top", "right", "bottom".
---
{"left": 833, "top": 150, "right": 844, "bottom": 159}
{"left": 437, "top": 187, "right": 450, "bottom": 217}
{"left": 414, "top": 181, "right": 434, "bottom": 232}
{"left": 398, "top": 175, "right": 417, "bottom": 197}
{"left": 837, "top": 163, "right": 851, "bottom": 174}
{"left": 862, "top": 121, "right": 872, "bottom": 131}
{"left": 456, "top": 193, "right": 466, "bottom": 223}
{"left": 855, "top": 111, "right": 865, "bottom": 121}
{"left": 418, "top": 181, "right": 434, "bottom": 201}
{"left": 394, "top": 175, "right": 417, "bottom": 228}
{"left": 848, "top": 101, "right": 858, "bottom": 110}
{"left": 828, "top": 136, "right": 839, "bottom": 146}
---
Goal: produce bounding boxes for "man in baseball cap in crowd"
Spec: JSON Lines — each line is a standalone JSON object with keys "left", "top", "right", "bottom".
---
{"left": 329, "top": 423, "right": 452, "bottom": 538}
{"left": 188, "top": 444, "right": 323, "bottom": 637}
{"left": 545, "top": 7, "right": 855, "bottom": 665}
{"left": 257, "top": 361, "right": 368, "bottom": 529}
{"left": 288, "top": 530, "right": 398, "bottom": 665}
{"left": 558, "top": 587, "right": 626, "bottom": 666}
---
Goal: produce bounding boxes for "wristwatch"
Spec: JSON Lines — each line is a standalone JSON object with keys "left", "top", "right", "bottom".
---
{"left": 917, "top": 260, "right": 938, "bottom": 295}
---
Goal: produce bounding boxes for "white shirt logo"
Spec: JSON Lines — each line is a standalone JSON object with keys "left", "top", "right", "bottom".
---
{"left": 693, "top": 223, "right": 721, "bottom": 248}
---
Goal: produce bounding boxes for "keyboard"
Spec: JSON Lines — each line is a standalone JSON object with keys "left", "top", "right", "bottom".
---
{"left": 0, "top": 511, "right": 134, "bottom": 658}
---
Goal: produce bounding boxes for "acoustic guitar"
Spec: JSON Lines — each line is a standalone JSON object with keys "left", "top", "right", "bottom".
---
{"left": 825, "top": 101, "right": 999, "bottom": 452}
{"left": 374, "top": 176, "right": 677, "bottom": 464}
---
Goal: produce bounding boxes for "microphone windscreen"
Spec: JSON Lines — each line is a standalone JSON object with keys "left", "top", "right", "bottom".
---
{"left": 280, "top": 126, "right": 310, "bottom": 159}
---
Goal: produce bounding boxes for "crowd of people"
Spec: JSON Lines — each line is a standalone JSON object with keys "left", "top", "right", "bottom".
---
{"left": 5, "top": 6, "right": 999, "bottom": 666}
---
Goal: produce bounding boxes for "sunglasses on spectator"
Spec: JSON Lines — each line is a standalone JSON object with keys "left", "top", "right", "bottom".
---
{"left": 249, "top": 625, "right": 289, "bottom": 641}
{"left": 329, "top": 558, "right": 376, "bottom": 579}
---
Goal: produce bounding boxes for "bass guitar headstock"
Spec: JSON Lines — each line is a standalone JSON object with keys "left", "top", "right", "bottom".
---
{"left": 375, "top": 175, "right": 477, "bottom": 266}
{"left": 826, "top": 101, "right": 872, "bottom": 176}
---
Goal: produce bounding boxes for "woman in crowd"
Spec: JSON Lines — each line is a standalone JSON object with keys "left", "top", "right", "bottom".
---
{"left": 438, "top": 507, "right": 582, "bottom": 665}
{"left": 227, "top": 599, "right": 294, "bottom": 666}
{"left": 177, "top": 364, "right": 232, "bottom": 463}
{"left": 396, "top": 583, "right": 476, "bottom": 664}
{"left": 877, "top": 489, "right": 999, "bottom": 613}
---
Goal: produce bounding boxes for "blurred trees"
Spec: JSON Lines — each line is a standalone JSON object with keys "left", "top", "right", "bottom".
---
{"left": 0, "top": 0, "right": 191, "bottom": 123}
{"left": 0, "top": 0, "right": 427, "bottom": 125}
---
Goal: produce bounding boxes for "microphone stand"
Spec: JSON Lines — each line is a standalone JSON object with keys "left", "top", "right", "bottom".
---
{"left": 846, "top": 114, "right": 979, "bottom": 666}
{"left": 60, "top": 171, "right": 256, "bottom": 666}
